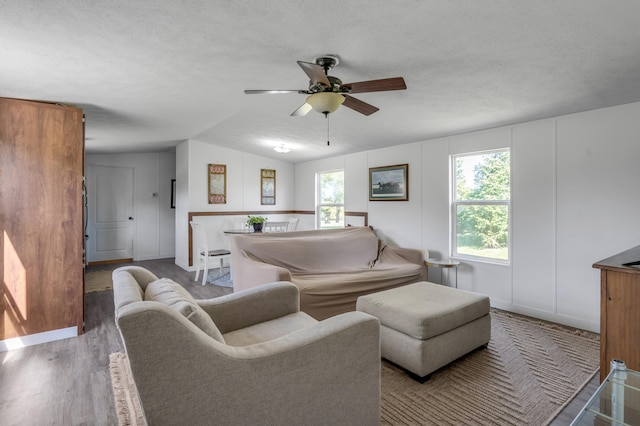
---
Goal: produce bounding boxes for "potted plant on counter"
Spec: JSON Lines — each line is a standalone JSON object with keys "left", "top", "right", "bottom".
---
{"left": 247, "top": 215, "right": 266, "bottom": 232}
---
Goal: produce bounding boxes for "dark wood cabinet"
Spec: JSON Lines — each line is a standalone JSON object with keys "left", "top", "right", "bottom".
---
{"left": 0, "top": 97, "right": 84, "bottom": 341}
{"left": 593, "top": 245, "right": 640, "bottom": 382}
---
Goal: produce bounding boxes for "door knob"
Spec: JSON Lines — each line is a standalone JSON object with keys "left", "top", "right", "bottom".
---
{"left": 129, "top": 217, "right": 134, "bottom": 220}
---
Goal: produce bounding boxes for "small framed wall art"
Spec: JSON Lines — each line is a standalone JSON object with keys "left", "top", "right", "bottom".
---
{"left": 369, "top": 164, "right": 409, "bottom": 201}
{"left": 261, "top": 169, "right": 276, "bottom": 205}
{"left": 208, "top": 164, "right": 227, "bottom": 204}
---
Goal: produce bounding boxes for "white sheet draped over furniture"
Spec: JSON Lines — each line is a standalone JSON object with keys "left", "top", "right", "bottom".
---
{"left": 231, "top": 226, "right": 427, "bottom": 320}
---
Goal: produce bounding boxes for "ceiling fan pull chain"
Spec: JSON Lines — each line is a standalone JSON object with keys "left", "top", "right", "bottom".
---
{"left": 326, "top": 112, "right": 330, "bottom": 146}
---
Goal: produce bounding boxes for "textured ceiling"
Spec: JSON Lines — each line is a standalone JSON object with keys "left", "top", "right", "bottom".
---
{"left": 2, "top": 1, "right": 640, "bottom": 163}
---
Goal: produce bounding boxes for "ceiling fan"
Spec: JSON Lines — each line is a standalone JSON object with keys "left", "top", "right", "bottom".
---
{"left": 244, "top": 55, "right": 406, "bottom": 117}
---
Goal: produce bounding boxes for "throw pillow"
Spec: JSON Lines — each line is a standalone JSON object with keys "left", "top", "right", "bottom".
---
{"left": 144, "top": 278, "right": 225, "bottom": 343}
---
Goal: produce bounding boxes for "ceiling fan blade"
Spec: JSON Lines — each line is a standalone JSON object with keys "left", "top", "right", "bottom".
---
{"left": 244, "top": 89, "right": 304, "bottom": 94}
{"left": 341, "top": 77, "right": 406, "bottom": 94}
{"left": 342, "top": 95, "right": 379, "bottom": 116}
{"left": 297, "top": 61, "right": 331, "bottom": 87}
{"left": 291, "top": 103, "right": 313, "bottom": 117}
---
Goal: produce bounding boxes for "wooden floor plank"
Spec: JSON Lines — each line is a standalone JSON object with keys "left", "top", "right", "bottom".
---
{"left": 0, "top": 258, "right": 591, "bottom": 425}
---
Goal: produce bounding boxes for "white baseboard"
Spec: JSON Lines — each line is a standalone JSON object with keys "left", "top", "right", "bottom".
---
{"left": 175, "top": 258, "right": 191, "bottom": 271}
{"left": 176, "top": 262, "right": 230, "bottom": 273}
{"left": 0, "top": 327, "right": 78, "bottom": 352}
{"left": 491, "top": 300, "right": 600, "bottom": 334}
{"left": 133, "top": 254, "right": 175, "bottom": 261}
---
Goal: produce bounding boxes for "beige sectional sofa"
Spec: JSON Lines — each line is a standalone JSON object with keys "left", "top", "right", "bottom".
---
{"left": 231, "top": 226, "right": 427, "bottom": 320}
{"left": 113, "top": 265, "right": 381, "bottom": 425}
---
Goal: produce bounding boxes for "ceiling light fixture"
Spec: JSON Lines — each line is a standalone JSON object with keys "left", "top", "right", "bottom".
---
{"left": 306, "top": 92, "right": 345, "bottom": 115}
{"left": 305, "top": 92, "right": 344, "bottom": 147}
{"left": 273, "top": 144, "right": 290, "bottom": 153}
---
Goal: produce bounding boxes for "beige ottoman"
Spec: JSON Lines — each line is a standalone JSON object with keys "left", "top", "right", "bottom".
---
{"left": 356, "top": 281, "right": 491, "bottom": 382}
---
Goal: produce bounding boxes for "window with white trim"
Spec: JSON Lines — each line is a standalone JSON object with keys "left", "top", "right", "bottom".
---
{"left": 316, "top": 170, "right": 344, "bottom": 229}
{"left": 452, "top": 149, "right": 510, "bottom": 262}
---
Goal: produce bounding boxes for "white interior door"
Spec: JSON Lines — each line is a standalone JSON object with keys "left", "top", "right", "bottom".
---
{"left": 87, "top": 165, "right": 134, "bottom": 262}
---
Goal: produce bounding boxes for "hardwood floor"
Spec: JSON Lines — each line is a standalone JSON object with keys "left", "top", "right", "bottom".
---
{"left": 0, "top": 258, "right": 595, "bottom": 425}
{"left": 0, "top": 258, "right": 230, "bottom": 426}
{"left": 550, "top": 374, "right": 599, "bottom": 425}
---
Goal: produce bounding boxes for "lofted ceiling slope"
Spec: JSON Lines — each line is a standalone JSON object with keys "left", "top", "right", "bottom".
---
{"left": 2, "top": 1, "right": 640, "bottom": 163}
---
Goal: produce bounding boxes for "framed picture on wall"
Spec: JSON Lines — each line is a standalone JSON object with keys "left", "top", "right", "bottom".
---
{"left": 369, "top": 164, "right": 409, "bottom": 201}
{"left": 261, "top": 169, "right": 276, "bottom": 205}
{"left": 208, "top": 164, "right": 227, "bottom": 204}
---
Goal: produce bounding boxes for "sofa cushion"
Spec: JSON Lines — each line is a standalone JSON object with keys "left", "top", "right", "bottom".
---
{"left": 144, "top": 278, "right": 225, "bottom": 343}
{"left": 293, "top": 263, "right": 424, "bottom": 320}
{"left": 223, "top": 311, "right": 318, "bottom": 347}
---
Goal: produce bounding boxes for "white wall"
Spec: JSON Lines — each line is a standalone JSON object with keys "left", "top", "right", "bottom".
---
{"left": 294, "top": 101, "right": 640, "bottom": 332}
{"left": 511, "top": 121, "right": 556, "bottom": 314}
{"left": 294, "top": 156, "right": 345, "bottom": 210}
{"left": 367, "top": 142, "right": 423, "bottom": 249}
{"left": 555, "top": 104, "right": 640, "bottom": 325}
{"left": 175, "top": 139, "right": 296, "bottom": 270}
{"left": 175, "top": 142, "right": 190, "bottom": 271}
{"left": 86, "top": 152, "right": 176, "bottom": 261}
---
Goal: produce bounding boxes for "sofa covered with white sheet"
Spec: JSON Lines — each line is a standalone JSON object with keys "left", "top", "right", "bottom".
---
{"left": 231, "top": 226, "right": 427, "bottom": 320}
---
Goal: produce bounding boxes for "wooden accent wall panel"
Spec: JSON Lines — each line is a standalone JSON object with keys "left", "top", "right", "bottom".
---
{"left": 1, "top": 98, "right": 84, "bottom": 340}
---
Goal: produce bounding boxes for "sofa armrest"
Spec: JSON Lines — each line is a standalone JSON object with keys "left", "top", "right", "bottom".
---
{"left": 113, "top": 266, "right": 159, "bottom": 290}
{"left": 231, "top": 249, "right": 292, "bottom": 292}
{"left": 231, "top": 311, "right": 382, "bottom": 426}
{"left": 117, "top": 304, "right": 381, "bottom": 425}
{"left": 379, "top": 245, "right": 428, "bottom": 281}
{"left": 380, "top": 245, "right": 427, "bottom": 264}
{"left": 197, "top": 281, "right": 300, "bottom": 333}
{"left": 229, "top": 309, "right": 379, "bottom": 354}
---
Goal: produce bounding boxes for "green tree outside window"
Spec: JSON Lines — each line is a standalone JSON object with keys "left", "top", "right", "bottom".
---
{"left": 317, "top": 170, "right": 344, "bottom": 229}
{"left": 454, "top": 151, "right": 510, "bottom": 260}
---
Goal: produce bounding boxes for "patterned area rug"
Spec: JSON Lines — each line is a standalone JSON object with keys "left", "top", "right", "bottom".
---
{"left": 109, "top": 352, "right": 147, "bottom": 426}
{"left": 206, "top": 266, "right": 233, "bottom": 287}
{"left": 109, "top": 309, "right": 599, "bottom": 425}
{"left": 86, "top": 268, "right": 232, "bottom": 292}
{"left": 381, "top": 309, "right": 600, "bottom": 425}
{"left": 85, "top": 270, "right": 113, "bottom": 292}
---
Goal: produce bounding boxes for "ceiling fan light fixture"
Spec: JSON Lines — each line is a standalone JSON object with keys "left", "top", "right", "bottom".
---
{"left": 306, "top": 92, "right": 345, "bottom": 114}
{"left": 274, "top": 144, "right": 290, "bottom": 153}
